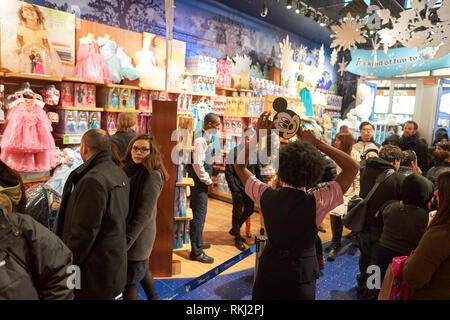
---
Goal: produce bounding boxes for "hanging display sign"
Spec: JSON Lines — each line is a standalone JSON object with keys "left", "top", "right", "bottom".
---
{"left": 346, "top": 47, "right": 450, "bottom": 77}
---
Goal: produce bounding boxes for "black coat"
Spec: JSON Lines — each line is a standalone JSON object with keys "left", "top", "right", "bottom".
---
{"left": 399, "top": 135, "right": 430, "bottom": 173}
{"left": 359, "top": 157, "right": 405, "bottom": 231}
{"left": 54, "top": 150, "right": 130, "bottom": 300}
{"left": 111, "top": 130, "right": 136, "bottom": 157}
{"left": 0, "top": 207, "right": 73, "bottom": 300}
{"left": 225, "top": 145, "right": 266, "bottom": 194}
{"left": 426, "top": 162, "right": 450, "bottom": 187}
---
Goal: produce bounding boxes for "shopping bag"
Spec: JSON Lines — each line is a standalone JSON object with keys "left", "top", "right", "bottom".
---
{"left": 389, "top": 255, "right": 413, "bottom": 300}
{"left": 342, "top": 195, "right": 366, "bottom": 232}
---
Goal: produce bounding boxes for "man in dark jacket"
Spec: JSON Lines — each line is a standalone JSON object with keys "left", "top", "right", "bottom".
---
{"left": 357, "top": 144, "right": 405, "bottom": 300}
{"left": 225, "top": 139, "right": 266, "bottom": 251}
{"left": 399, "top": 121, "right": 430, "bottom": 174}
{"left": 398, "top": 150, "right": 420, "bottom": 176}
{"left": 0, "top": 206, "right": 73, "bottom": 300}
{"left": 54, "top": 129, "right": 130, "bottom": 300}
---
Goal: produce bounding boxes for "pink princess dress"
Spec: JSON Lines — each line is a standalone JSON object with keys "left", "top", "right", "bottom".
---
{"left": 1, "top": 94, "right": 56, "bottom": 172}
{"left": 75, "top": 37, "right": 111, "bottom": 83}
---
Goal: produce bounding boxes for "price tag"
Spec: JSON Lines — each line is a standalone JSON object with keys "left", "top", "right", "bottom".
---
{"left": 63, "top": 134, "right": 82, "bottom": 144}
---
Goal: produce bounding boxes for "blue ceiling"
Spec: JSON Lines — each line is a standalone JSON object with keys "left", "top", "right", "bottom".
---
{"left": 211, "top": 0, "right": 335, "bottom": 46}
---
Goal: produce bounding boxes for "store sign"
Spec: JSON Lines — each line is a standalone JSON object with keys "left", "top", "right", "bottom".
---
{"left": 346, "top": 47, "right": 450, "bottom": 77}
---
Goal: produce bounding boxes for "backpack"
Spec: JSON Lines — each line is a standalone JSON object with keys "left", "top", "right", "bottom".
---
{"left": 343, "top": 169, "right": 395, "bottom": 232}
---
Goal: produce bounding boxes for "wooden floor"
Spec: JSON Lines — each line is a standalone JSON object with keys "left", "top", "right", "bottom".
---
{"left": 158, "top": 197, "right": 351, "bottom": 279}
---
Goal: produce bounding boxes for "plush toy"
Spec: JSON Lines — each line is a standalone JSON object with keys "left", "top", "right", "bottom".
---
{"left": 271, "top": 97, "right": 301, "bottom": 140}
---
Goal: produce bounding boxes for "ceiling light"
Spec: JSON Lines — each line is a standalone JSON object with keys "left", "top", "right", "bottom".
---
{"left": 295, "top": 1, "right": 303, "bottom": 14}
{"left": 286, "top": 0, "right": 293, "bottom": 9}
{"left": 260, "top": 0, "right": 268, "bottom": 17}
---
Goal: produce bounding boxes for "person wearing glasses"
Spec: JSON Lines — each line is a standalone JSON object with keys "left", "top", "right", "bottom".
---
{"left": 121, "top": 134, "right": 168, "bottom": 300}
{"left": 353, "top": 122, "right": 381, "bottom": 160}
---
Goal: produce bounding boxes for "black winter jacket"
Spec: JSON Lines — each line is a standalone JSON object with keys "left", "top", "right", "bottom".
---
{"left": 399, "top": 135, "right": 430, "bottom": 174}
{"left": 0, "top": 207, "right": 73, "bottom": 300}
{"left": 359, "top": 157, "right": 405, "bottom": 231}
{"left": 54, "top": 149, "right": 130, "bottom": 300}
{"left": 225, "top": 145, "right": 266, "bottom": 194}
{"left": 426, "top": 162, "right": 450, "bottom": 186}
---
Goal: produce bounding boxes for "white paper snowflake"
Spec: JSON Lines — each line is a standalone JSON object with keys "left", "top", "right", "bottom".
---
{"left": 338, "top": 57, "right": 348, "bottom": 76}
{"left": 311, "top": 48, "right": 320, "bottom": 58}
{"left": 295, "top": 45, "right": 308, "bottom": 62}
{"left": 330, "top": 12, "right": 367, "bottom": 52}
{"left": 330, "top": 48, "right": 338, "bottom": 66}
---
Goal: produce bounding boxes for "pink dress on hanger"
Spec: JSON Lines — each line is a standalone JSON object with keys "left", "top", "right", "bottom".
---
{"left": 1, "top": 94, "right": 56, "bottom": 172}
{"left": 75, "top": 37, "right": 111, "bottom": 84}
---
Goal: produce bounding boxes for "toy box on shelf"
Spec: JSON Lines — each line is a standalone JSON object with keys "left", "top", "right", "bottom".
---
{"left": 54, "top": 110, "right": 79, "bottom": 135}
{"left": 101, "top": 112, "right": 118, "bottom": 135}
{"left": 74, "top": 83, "right": 88, "bottom": 108}
{"left": 119, "top": 88, "right": 136, "bottom": 110}
{"left": 58, "top": 82, "right": 74, "bottom": 107}
{"left": 97, "top": 87, "right": 120, "bottom": 109}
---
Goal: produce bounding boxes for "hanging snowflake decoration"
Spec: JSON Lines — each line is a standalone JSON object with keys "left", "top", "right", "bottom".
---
{"left": 279, "top": 35, "right": 295, "bottom": 85}
{"left": 311, "top": 48, "right": 320, "bottom": 58}
{"left": 330, "top": 12, "right": 367, "bottom": 52}
{"left": 295, "top": 44, "right": 308, "bottom": 62}
{"left": 376, "top": 0, "right": 450, "bottom": 59}
{"left": 330, "top": 48, "right": 338, "bottom": 66}
{"left": 338, "top": 57, "right": 348, "bottom": 76}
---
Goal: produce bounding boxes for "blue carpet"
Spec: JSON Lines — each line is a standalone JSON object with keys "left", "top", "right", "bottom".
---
{"left": 138, "top": 238, "right": 363, "bottom": 300}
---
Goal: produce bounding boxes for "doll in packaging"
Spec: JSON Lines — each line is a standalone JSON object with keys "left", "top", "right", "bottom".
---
{"left": 60, "top": 82, "right": 74, "bottom": 107}
{"left": 74, "top": 83, "right": 87, "bottom": 107}
{"left": 86, "top": 85, "right": 96, "bottom": 108}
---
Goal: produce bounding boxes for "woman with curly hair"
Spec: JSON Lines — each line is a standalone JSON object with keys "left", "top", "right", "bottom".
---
{"left": 234, "top": 112, "right": 359, "bottom": 300}
{"left": 0, "top": 159, "right": 27, "bottom": 213}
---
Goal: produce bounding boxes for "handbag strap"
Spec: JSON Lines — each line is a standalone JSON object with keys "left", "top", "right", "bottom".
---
{"left": 364, "top": 169, "right": 395, "bottom": 203}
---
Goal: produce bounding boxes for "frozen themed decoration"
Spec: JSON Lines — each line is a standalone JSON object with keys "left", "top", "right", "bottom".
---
{"left": 272, "top": 97, "right": 301, "bottom": 140}
{"left": 344, "top": 83, "right": 374, "bottom": 124}
{"left": 330, "top": 12, "right": 367, "bottom": 52}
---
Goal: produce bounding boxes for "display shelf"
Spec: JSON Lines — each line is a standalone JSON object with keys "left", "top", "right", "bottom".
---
{"left": 98, "top": 83, "right": 141, "bottom": 90}
{"left": 177, "top": 111, "right": 193, "bottom": 116}
{"left": 54, "top": 133, "right": 83, "bottom": 144}
{"left": 49, "top": 106, "right": 104, "bottom": 112}
{"left": 4, "top": 72, "right": 61, "bottom": 82}
{"left": 23, "top": 175, "right": 52, "bottom": 184}
{"left": 174, "top": 208, "right": 193, "bottom": 221}
{"left": 102, "top": 108, "right": 143, "bottom": 113}
{"left": 183, "top": 72, "right": 217, "bottom": 78}
{"left": 173, "top": 243, "right": 190, "bottom": 252}
{"left": 215, "top": 87, "right": 237, "bottom": 92}
{"left": 213, "top": 165, "right": 226, "bottom": 171}
{"left": 209, "top": 189, "right": 232, "bottom": 201}
{"left": 61, "top": 77, "right": 104, "bottom": 85}
{"left": 175, "top": 177, "right": 195, "bottom": 187}
{"left": 237, "top": 88, "right": 255, "bottom": 93}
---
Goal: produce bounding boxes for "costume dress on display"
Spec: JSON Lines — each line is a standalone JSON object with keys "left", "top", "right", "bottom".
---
{"left": 136, "top": 38, "right": 164, "bottom": 89}
{"left": 0, "top": 94, "right": 56, "bottom": 172}
{"left": 117, "top": 47, "right": 140, "bottom": 81}
{"left": 97, "top": 37, "right": 122, "bottom": 84}
{"left": 75, "top": 37, "right": 111, "bottom": 83}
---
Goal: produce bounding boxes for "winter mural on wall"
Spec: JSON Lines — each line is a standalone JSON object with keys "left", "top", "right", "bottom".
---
{"left": 42, "top": 0, "right": 337, "bottom": 90}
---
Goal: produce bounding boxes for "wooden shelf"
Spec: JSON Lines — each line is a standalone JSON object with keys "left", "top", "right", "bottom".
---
{"left": 49, "top": 106, "right": 104, "bottom": 112}
{"left": 213, "top": 165, "right": 225, "bottom": 171}
{"left": 215, "top": 87, "right": 237, "bottom": 92}
{"left": 174, "top": 208, "right": 193, "bottom": 221}
{"left": 177, "top": 112, "right": 193, "bottom": 116}
{"left": 237, "top": 88, "right": 255, "bottom": 93}
{"left": 176, "top": 177, "right": 195, "bottom": 187}
{"left": 173, "top": 243, "right": 190, "bottom": 252}
{"left": 61, "top": 77, "right": 104, "bottom": 85}
{"left": 23, "top": 176, "right": 52, "bottom": 184}
{"left": 209, "top": 189, "right": 232, "bottom": 201}
{"left": 99, "top": 83, "right": 141, "bottom": 90}
{"left": 102, "top": 108, "right": 143, "bottom": 113}
{"left": 183, "top": 72, "right": 217, "bottom": 78}
{"left": 5, "top": 72, "right": 61, "bottom": 82}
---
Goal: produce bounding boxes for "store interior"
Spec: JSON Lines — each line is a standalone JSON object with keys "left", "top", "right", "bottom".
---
{"left": 0, "top": 0, "right": 449, "bottom": 300}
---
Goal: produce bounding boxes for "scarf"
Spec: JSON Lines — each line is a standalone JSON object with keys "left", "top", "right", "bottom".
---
{"left": 400, "top": 133, "right": 418, "bottom": 149}
{"left": 123, "top": 159, "right": 149, "bottom": 226}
